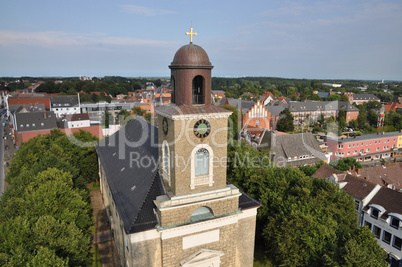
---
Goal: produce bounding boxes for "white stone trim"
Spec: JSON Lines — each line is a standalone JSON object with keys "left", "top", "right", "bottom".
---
{"left": 160, "top": 212, "right": 239, "bottom": 240}
{"left": 182, "top": 229, "right": 220, "bottom": 249}
{"left": 155, "top": 185, "right": 240, "bottom": 210}
{"left": 129, "top": 229, "right": 160, "bottom": 243}
{"left": 155, "top": 109, "right": 231, "bottom": 121}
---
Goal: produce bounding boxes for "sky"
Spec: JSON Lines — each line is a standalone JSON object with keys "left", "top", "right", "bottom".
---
{"left": 1, "top": 0, "right": 401, "bottom": 80}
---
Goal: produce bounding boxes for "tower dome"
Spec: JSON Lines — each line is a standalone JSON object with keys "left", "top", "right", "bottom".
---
{"left": 170, "top": 44, "right": 212, "bottom": 69}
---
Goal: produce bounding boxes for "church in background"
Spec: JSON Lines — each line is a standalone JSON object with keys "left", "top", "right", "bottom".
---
{"left": 96, "top": 28, "right": 260, "bottom": 266}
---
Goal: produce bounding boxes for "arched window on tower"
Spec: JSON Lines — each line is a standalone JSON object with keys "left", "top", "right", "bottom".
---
{"left": 162, "top": 140, "right": 170, "bottom": 185}
{"left": 191, "top": 145, "right": 213, "bottom": 189}
{"left": 190, "top": 206, "right": 214, "bottom": 223}
{"left": 195, "top": 148, "right": 209, "bottom": 176}
{"left": 192, "top": 75, "right": 205, "bottom": 104}
{"left": 171, "top": 76, "right": 175, "bottom": 104}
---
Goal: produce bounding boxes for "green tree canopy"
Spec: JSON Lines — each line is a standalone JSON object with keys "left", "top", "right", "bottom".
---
{"left": 276, "top": 108, "right": 294, "bottom": 132}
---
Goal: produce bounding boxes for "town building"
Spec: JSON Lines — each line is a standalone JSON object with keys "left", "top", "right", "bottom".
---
{"left": 50, "top": 95, "right": 80, "bottom": 117}
{"left": 63, "top": 113, "right": 91, "bottom": 128}
{"left": 343, "top": 92, "right": 381, "bottom": 105}
{"left": 362, "top": 187, "right": 402, "bottom": 266}
{"left": 13, "top": 111, "right": 57, "bottom": 146}
{"left": 325, "top": 131, "right": 402, "bottom": 161}
{"left": 96, "top": 30, "right": 260, "bottom": 266}
{"left": 287, "top": 100, "right": 359, "bottom": 125}
{"left": 245, "top": 130, "right": 329, "bottom": 166}
{"left": 312, "top": 165, "right": 402, "bottom": 266}
{"left": 242, "top": 100, "right": 271, "bottom": 130}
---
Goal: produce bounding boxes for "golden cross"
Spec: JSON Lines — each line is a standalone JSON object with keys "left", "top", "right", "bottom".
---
{"left": 186, "top": 27, "right": 197, "bottom": 44}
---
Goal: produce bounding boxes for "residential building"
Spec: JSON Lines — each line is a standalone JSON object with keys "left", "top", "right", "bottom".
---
{"left": 63, "top": 113, "right": 91, "bottom": 128}
{"left": 50, "top": 95, "right": 80, "bottom": 117}
{"left": 257, "top": 131, "right": 328, "bottom": 166}
{"left": 287, "top": 100, "right": 359, "bottom": 125}
{"left": 343, "top": 92, "right": 381, "bottom": 105}
{"left": 212, "top": 90, "right": 225, "bottom": 102}
{"left": 362, "top": 187, "right": 402, "bottom": 266}
{"left": 14, "top": 111, "right": 57, "bottom": 146}
{"left": 325, "top": 131, "right": 402, "bottom": 161}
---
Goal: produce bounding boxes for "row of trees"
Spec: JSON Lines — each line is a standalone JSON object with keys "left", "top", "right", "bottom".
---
{"left": 226, "top": 140, "right": 387, "bottom": 266}
{"left": 0, "top": 130, "right": 99, "bottom": 265}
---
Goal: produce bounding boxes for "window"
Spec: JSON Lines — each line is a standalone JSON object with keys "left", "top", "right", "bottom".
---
{"left": 190, "top": 206, "right": 214, "bottom": 222}
{"left": 377, "top": 147, "right": 380, "bottom": 151}
{"left": 347, "top": 151, "right": 351, "bottom": 155}
{"left": 41, "top": 123, "right": 44, "bottom": 126}
{"left": 383, "top": 231, "right": 392, "bottom": 244}
{"left": 20, "top": 124, "right": 23, "bottom": 128}
{"left": 348, "top": 144, "right": 351, "bottom": 148}
{"left": 354, "top": 200, "right": 359, "bottom": 211}
{"left": 393, "top": 236, "right": 402, "bottom": 250}
{"left": 191, "top": 145, "right": 213, "bottom": 189}
{"left": 338, "top": 145, "right": 343, "bottom": 149}
{"left": 357, "top": 143, "right": 359, "bottom": 147}
{"left": 32, "top": 123, "right": 35, "bottom": 127}
{"left": 361, "top": 143, "right": 364, "bottom": 146}
{"left": 366, "top": 148, "right": 370, "bottom": 152}
{"left": 365, "top": 221, "right": 372, "bottom": 230}
{"left": 195, "top": 148, "right": 209, "bottom": 176}
{"left": 371, "top": 208, "right": 379, "bottom": 219}
{"left": 26, "top": 124, "right": 29, "bottom": 127}
{"left": 391, "top": 217, "right": 400, "bottom": 229}
{"left": 162, "top": 141, "right": 170, "bottom": 185}
{"left": 373, "top": 225, "right": 381, "bottom": 239}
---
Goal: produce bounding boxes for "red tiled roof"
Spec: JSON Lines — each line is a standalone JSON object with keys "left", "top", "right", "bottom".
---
{"left": 64, "top": 113, "right": 90, "bottom": 122}
{"left": 342, "top": 174, "right": 377, "bottom": 200}
{"left": 61, "top": 125, "right": 104, "bottom": 139}
{"left": 21, "top": 130, "right": 52, "bottom": 143}
{"left": 8, "top": 97, "right": 51, "bottom": 109}
{"left": 349, "top": 163, "right": 402, "bottom": 190}
{"left": 312, "top": 164, "right": 343, "bottom": 178}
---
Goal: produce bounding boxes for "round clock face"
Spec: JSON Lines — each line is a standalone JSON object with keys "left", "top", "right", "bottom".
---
{"left": 162, "top": 117, "right": 168, "bottom": 135}
{"left": 193, "top": 119, "right": 211, "bottom": 138}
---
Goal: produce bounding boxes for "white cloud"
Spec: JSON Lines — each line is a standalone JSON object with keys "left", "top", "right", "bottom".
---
{"left": 0, "top": 31, "right": 176, "bottom": 48}
{"left": 120, "top": 5, "right": 176, "bottom": 16}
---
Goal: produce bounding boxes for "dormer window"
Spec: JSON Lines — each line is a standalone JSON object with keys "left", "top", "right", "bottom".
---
{"left": 371, "top": 208, "right": 379, "bottom": 219}
{"left": 391, "top": 217, "right": 400, "bottom": 229}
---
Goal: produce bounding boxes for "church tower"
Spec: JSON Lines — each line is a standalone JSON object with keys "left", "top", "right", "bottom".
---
{"left": 154, "top": 28, "right": 259, "bottom": 267}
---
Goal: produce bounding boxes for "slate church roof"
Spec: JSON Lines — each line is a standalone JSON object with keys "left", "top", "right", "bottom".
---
{"left": 96, "top": 118, "right": 165, "bottom": 234}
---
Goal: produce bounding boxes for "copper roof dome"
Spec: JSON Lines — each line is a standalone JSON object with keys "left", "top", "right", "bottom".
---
{"left": 170, "top": 44, "right": 212, "bottom": 69}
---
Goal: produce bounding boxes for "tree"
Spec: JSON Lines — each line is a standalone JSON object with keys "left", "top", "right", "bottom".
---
{"left": 327, "top": 94, "right": 341, "bottom": 101}
{"left": 338, "top": 109, "right": 347, "bottom": 130}
{"left": 132, "top": 106, "right": 146, "bottom": 116}
{"left": 276, "top": 108, "right": 294, "bottom": 132}
{"left": 340, "top": 94, "right": 349, "bottom": 102}
{"left": 221, "top": 104, "right": 239, "bottom": 140}
{"left": 103, "top": 110, "right": 111, "bottom": 128}
{"left": 226, "top": 141, "right": 386, "bottom": 266}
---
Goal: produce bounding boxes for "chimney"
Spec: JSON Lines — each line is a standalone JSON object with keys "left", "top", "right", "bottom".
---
{"left": 377, "top": 132, "right": 379, "bottom": 135}
{"left": 43, "top": 111, "right": 46, "bottom": 119}
{"left": 357, "top": 168, "right": 361, "bottom": 175}
{"left": 347, "top": 133, "right": 349, "bottom": 138}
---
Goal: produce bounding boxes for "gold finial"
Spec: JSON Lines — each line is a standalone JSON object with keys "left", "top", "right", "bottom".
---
{"left": 186, "top": 26, "right": 197, "bottom": 44}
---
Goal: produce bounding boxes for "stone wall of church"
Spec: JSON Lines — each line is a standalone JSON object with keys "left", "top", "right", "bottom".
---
{"left": 161, "top": 223, "right": 238, "bottom": 267}
{"left": 129, "top": 238, "right": 162, "bottom": 267}
{"left": 158, "top": 196, "right": 239, "bottom": 228}
{"left": 236, "top": 214, "right": 257, "bottom": 266}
